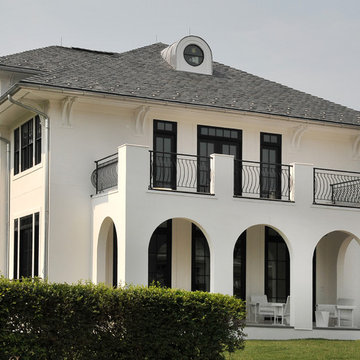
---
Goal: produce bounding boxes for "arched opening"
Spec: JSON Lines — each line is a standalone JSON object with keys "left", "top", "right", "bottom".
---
{"left": 313, "top": 230, "right": 360, "bottom": 327}
{"left": 233, "top": 231, "right": 246, "bottom": 299}
{"left": 265, "top": 227, "right": 290, "bottom": 303}
{"left": 148, "top": 218, "right": 210, "bottom": 291}
{"left": 97, "top": 217, "right": 118, "bottom": 287}
{"left": 148, "top": 219, "right": 172, "bottom": 287}
{"left": 234, "top": 224, "right": 290, "bottom": 324}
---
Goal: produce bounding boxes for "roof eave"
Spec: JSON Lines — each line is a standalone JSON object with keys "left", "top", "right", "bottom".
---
{"left": 4, "top": 81, "right": 360, "bottom": 129}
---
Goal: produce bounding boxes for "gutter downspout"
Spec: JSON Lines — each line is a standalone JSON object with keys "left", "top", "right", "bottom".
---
{"left": 0, "top": 136, "right": 10, "bottom": 278}
{"left": 7, "top": 95, "right": 50, "bottom": 279}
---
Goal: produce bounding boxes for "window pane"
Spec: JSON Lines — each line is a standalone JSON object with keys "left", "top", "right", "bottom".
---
{"left": 148, "top": 220, "right": 171, "bottom": 287}
{"left": 192, "top": 225, "right": 210, "bottom": 292}
{"left": 233, "top": 232, "right": 246, "bottom": 299}
{"left": 35, "top": 116, "right": 41, "bottom": 165}
{"left": 34, "top": 213, "right": 39, "bottom": 277}
{"left": 14, "top": 128, "right": 20, "bottom": 175}
{"left": 19, "top": 215, "right": 33, "bottom": 278}
{"left": 265, "top": 227, "right": 290, "bottom": 303}
{"left": 14, "top": 219, "right": 18, "bottom": 279}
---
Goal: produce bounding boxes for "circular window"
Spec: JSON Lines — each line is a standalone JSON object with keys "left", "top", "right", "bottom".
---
{"left": 183, "top": 44, "right": 204, "bottom": 66}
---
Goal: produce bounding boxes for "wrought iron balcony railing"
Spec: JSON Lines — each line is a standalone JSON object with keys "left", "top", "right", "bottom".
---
{"left": 91, "top": 153, "right": 118, "bottom": 194}
{"left": 234, "top": 160, "right": 292, "bottom": 201}
{"left": 314, "top": 168, "right": 360, "bottom": 207}
{"left": 149, "top": 151, "right": 211, "bottom": 194}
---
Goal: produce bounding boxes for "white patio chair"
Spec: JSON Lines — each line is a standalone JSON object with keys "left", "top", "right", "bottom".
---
{"left": 278, "top": 296, "right": 290, "bottom": 325}
{"left": 250, "top": 295, "right": 274, "bottom": 323}
{"left": 333, "top": 298, "right": 356, "bottom": 327}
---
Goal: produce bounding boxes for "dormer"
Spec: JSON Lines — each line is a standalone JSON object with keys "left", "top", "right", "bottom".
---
{"left": 161, "top": 36, "right": 213, "bottom": 75}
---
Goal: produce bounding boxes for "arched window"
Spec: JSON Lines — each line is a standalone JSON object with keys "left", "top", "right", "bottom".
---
{"left": 191, "top": 224, "right": 210, "bottom": 292}
{"left": 148, "top": 220, "right": 172, "bottom": 287}
{"left": 265, "top": 227, "right": 290, "bottom": 303}
{"left": 233, "top": 231, "right": 246, "bottom": 299}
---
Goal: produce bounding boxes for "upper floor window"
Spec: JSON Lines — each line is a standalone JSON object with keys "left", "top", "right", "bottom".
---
{"left": 14, "top": 115, "right": 41, "bottom": 175}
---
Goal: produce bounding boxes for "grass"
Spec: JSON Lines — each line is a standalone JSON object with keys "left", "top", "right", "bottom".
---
{"left": 225, "top": 340, "right": 360, "bottom": 360}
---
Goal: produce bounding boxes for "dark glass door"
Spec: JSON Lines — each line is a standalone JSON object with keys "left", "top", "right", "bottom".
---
{"left": 233, "top": 231, "right": 246, "bottom": 299}
{"left": 148, "top": 220, "right": 172, "bottom": 287}
{"left": 265, "top": 227, "right": 290, "bottom": 303}
{"left": 198, "top": 126, "right": 242, "bottom": 193}
{"left": 192, "top": 224, "right": 210, "bottom": 292}
{"left": 153, "top": 120, "right": 177, "bottom": 189}
{"left": 260, "top": 133, "right": 282, "bottom": 199}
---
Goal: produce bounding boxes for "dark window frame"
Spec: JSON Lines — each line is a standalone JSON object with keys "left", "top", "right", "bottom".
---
{"left": 148, "top": 219, "right": 172, "bottom": 287}
{"left": 112, "top": 224, "right": 118, "bottom": 288}
{"left": 197, "top": 125, "right": 242, "bottom": 194}
{"left": 260, "top": 132, "right": 282, "bottom": 199}
{"left": 233, "top": 231, "right": 246, "bottom": 299}
{"left": 13, "top": 212, "right": 40, "bottom": 279}
{"left": 264, "top": 226, "right": 290, "bottom": 303}
{"left": 191, "top": 224, "right": 210, "bottom": 292}
{"left": 14, "top": 116, "right": 41, "bottom": 175}
{"left": 153, "top": 120, "right": 177, "bottom": 190}
{"left": 183, "top": 44, "right": 204, "bottom": 67}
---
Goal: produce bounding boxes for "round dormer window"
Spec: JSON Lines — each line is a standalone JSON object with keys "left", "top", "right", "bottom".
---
{"left": 183, "top": 44, "right": 204, "bottom": 66}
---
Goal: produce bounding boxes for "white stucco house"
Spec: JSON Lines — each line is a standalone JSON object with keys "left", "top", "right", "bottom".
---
{"left": 1, "top": 36, "right": 360, "bottom": 339}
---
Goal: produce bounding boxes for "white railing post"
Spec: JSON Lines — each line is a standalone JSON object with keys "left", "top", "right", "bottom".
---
{"left": 210, "top": 153, "right": 234, "bottom": 198}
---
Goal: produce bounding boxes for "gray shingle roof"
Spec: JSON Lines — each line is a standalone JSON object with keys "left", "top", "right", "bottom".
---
{"left": 1, "top": 43, "right": 360, "bottom": 126}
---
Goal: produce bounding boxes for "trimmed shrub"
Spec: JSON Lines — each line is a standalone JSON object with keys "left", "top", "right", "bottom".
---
{"left": 0, "top": 277, "right": 246, "bottom": 359}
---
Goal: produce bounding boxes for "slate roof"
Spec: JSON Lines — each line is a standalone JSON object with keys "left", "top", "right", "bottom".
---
{"left": 1, "top": 43, "right": 360, "bottom": 126}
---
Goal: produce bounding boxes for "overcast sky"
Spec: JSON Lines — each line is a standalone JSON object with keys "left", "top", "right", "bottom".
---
{"left": 1, "top": 0, "right": 359, "bottom": 110}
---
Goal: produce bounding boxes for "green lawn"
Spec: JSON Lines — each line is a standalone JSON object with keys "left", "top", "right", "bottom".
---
{"left": 225, "top": 340, "right": 360, "bottom": 360}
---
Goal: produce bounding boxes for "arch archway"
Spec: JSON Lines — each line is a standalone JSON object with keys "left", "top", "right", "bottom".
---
{"left": 97, "top": 217, "right": 118, "bottom": 287}
{"left": 148, "top": 217, "right": 210, "bottom": 291}
{"left": 233, "top": 224, "right": 290, "bottom": 304}
{"left": 313, "top": 230, "right": 360, "bottom": 327}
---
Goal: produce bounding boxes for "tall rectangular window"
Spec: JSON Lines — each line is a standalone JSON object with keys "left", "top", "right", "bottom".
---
{"left": 14, "top": 128, "right": 20, "bottom": 175}
{"left": 35, "top": 115, "right": 42, "bottom": 165}
{"left": 260, "top": 132, "right": 282, "bottom": 199}
{"left": 153, "top": 120, "right": 177, "bottom": 189}
{"left": 198, "top": 125, "right": 242, "bottom": 194}
{"left": 21, "top": 118, "right": 33, "bottom": 172}
{"left": 13, "top": 212, "right": 40, "bottom": 279}
{"left": 14, "top": 116, "right": 41, "bottom": 175}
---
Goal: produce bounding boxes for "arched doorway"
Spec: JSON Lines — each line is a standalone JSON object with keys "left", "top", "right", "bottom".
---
{"left": 313, "top": 230, "right": 360, "bottom": 327}
{"left": 97, "top": 217, "right": 118, "bottom": 287}
{"left": 233, "top": 225, "right": 290, "bottom": 303}
{"left": 148, "top": 218, "right": 210, "bottom": 291}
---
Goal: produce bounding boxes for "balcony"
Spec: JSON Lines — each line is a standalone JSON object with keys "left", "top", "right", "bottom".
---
{"left": 314, "top": 168, "right": 360, "bottom": 208}
{"left": 91, "top": 149, "right": 360, "bottom": 208}
{"left": 91, "top": 153, "right": 118, "bottom": 194}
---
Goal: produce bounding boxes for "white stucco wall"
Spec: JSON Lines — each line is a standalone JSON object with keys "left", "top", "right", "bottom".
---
{"left": 2, "top": 91, "right": 360, "bottom": 336}
{"left": 91, "top": 144, "right": 360, "bottom": 331}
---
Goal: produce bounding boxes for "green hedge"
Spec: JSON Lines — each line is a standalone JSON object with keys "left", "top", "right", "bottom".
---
{"left": 0, "top": 278, "right": 246, "bottom": 359}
